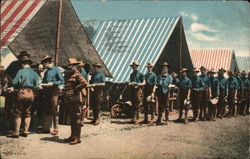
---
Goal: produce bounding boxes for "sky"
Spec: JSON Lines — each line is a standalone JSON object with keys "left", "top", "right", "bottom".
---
{"left": 72, "top": 0, "right": 250, "bottom": 57}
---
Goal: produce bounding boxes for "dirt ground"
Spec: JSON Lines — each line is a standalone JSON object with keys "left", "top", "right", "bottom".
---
{"left": 0, "top": 112, "right": 249, "bottom": 159}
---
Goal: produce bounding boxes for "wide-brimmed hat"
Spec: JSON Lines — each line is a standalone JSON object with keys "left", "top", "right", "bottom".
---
{"left": 93, "top": 62, "right": 102, "bottom": 67}
{"left": 130, "top": 61, "right": 140, "bottom": 66}
{"left": 218, "top": 68, "right": 226, "bottom": 73}
{"left": 41, "top": 55, "right": 52, "bottom": 63}
{"left": 146, "top": 62, "right": 154, "bottom": 67}
{"left": 78, "top": 60, "right": 85, "bottom": 67}
{"left": 241, "top": 71, "right": 247, "bottom": 76}
{"left": 193, "top": 68, "right": 199, "bottom": 72}
{"left": 180, "top": 68, "right": 188, "bottom": 73}
{"left": 0, "top": 66, "right": 5, "bottom": 71}
{"left": 68, "top": 58, "right": 80, "bottom": 65}
{"left": 200, "top": 66, "right": 206, "bottom": 70}
{"left": 208, "top": 68, "right": 216, "bottom": 74}
{"left": 227, "top": 70, "right": 234, "bottom": 75}
{"left": 17, "top": 51, "right": 30, "bottom": 58}
{"left": 21, "top": 56, "right": 33, "bottom": 64}
{"left": 161, "top": 62, "right": 170, "bottom": 67}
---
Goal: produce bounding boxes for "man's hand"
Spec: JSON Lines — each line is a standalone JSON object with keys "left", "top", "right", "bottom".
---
{"left": 7, "top": 87, "right": 14, "bottom": 93}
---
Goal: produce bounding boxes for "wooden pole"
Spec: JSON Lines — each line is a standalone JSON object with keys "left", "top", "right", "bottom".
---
{"left": 179, "top": 18, "right": 183, "bottom": 74}
{"left": 54, "top": 0, "right": 62, "bottom": 66}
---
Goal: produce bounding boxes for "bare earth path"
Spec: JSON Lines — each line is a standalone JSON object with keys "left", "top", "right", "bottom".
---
{"left": 0, "top": 113, "right": 249, "bottom": 159}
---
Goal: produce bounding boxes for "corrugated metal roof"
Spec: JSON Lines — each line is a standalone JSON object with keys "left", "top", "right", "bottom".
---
{"left": 0, "top": 0, "right": 45, "bottom": 47}
{"left": 236, "top": 56, "right": 250, "bottom": 72}
{"left": 190, "top": 49, "right": 237, "bottom": 71}
{"left": 92, "top": 17, "right": 180, "bottom": 82}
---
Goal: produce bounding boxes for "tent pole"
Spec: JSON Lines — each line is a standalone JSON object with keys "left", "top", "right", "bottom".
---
{"left": 179, "top": 18, "right": 183, "bottom": 74}
{"left": 54, "top": 0, "right": 62, "bottom": 66}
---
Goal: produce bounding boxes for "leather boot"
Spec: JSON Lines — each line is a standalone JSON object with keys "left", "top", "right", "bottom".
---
{"left": 164, "top": 111, "right": 169, "bottom": 125}
{"left": 52, "top": 114, "right": 59, "bottom": 135}
{"left": 21, "top": 117, "right": 31, "bottom": 137}
{"left": 93, "top": 110, "right": 100, "bottom": 125}
{"left": 177, "top": 109, "right": 183, "bottom": 121}
{"left": 69, "top": 122, "right": 81, "bottom": 145}
{"left": 41, "top": 115, "right": 52, "bottom": 133}
{"left": 7, "top": 118, "right": 21, "bottom": 138}
{"left": 156, "top": 113, "right": 162, "bottom": 125}
{"left": 184, "top": 110, "right": 189, "bottom": 124}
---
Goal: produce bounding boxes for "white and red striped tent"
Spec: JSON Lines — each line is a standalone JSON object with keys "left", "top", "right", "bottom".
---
{"left": 1, "top": 0, "right": 45, "bottom": 47}
{"left": 0, "top": 0, "right": 111, "bottom": 77}
{"left": 190, "top": 49, "right": 239, "bottom": 72}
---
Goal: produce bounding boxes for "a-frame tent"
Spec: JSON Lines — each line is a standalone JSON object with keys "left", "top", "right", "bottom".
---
{"left": 92, "top": 17, "right": 193, "bottom": 82}
{"left": 1, "top": 0, "right": 111, "bottom": 77}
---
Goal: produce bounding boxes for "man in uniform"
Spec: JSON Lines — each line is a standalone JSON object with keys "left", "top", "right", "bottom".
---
{"left": 207, "top": 69, "right": 219, "bottom": 121}
{"left": 4, "top": 51, "right": 30, "bottom": 136}
{"left": 191, "top": 68, "right": 205, "bottom": 122}
{"left": 7, "top": 56, "right": 39, "bottom": 138}
{"left": 226, "top": 70, "right": 239, "bottom": 118}
{"left": 40, "top": 55, "right": 65, "bottom": 135}
{"left": 176, "top": 68, "right": 192, "bottom": 124}
{"left": 143, "top": 63, "right": 157, "bottom": 125}
{"left": 217, "top": 68, "right": 228, "bottom": 119}
{"left": 156, "top": 62, "right": 172, "bottom": 125}
{"left": 77, "top": 60, "right": 88, "bottom": 125}
{"left": 241, "top": 71, "right": 250, "bottom": 115}
{"left": 90, "top": 62, "right": 106, "bottom": 125}
{"left": 199, "top": 66, "right": 209, "bottom": 120}
{"left": 129, "top": 62, "right": 145, "bottom": 125}
{"left": 64, "top": 58, "right": 88, "bottom": 145}
{"left": 234, "top": 71, "right": 244, "bottom": 116}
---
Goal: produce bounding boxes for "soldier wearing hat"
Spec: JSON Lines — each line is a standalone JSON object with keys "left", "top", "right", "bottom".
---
{"left": 90, "top": 62, "right": 106, "bottom": 125}
{"left": 199, "top": 66, "right": 209, "bottom": 120}
{"left": 7, "top": 56, "right": 39, "bottom": 138}
{"left": 129, "top": 61, "right": 145, "bottom": 125}
{"left": 5, "top": 51, "right": 31, "bottom": 79}
{"left": 77, "top": 60, "right": 88, "bottom": 124}
{"left": 77, "top": 60, "right": 87, "bottom": 80}
{"left": 241, "top": 71, "right": 250, "bottom": 115}
{"left": 191, "top": 68, "right": 205, "bottom": 121}
{"left": 176, "top": 68, "right": 192, "bottom": 124}
{"left": 40, "top": 55, "right": 65, "bottom": 135}
{"left": 142, "top": 63, "right": 157, "bottom": 125}
{"left": 63, "top": 58, "right": 88, "bottom": 145}
{"left": 217, "top": 68, "right": 228, "bottom": 118}
{"left": 4, "top": 51, "right": 31, "bottom": 135}
{"left": 207, "top": 69, "right": 219, "bottom": 121}
{"left": 234, "top": 71, "right": 244, "bottom": 116}
{"left": 226, "top": 70, "right": 239, "bottom": 118}
{"left": 155, "top": 62, "right": 173, "bottom": 125}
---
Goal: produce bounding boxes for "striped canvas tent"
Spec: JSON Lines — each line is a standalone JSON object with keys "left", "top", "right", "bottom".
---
{"left": 190, "top": 49, "right": 239, "bottom": 72}
{"left": 0, "top": 0, "right": 45, "bottom": 48}
{"left": 0, "top": 0, "right": 111, "bottom": 77}
{"left": 236, "top": 56, "right": 250, "bottom": 72}
{"left": 92, "top": 17, "right": 193, "bottom": 82}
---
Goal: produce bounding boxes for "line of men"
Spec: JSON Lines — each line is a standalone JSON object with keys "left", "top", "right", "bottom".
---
{"left": 129, "top": 61, "right": 250, "bottom": 125}
{"left": 1, "top": 52, "right": 249, "bottom": 144}
{"left": 1, "top": 51, "right": 106, "bottom": 145}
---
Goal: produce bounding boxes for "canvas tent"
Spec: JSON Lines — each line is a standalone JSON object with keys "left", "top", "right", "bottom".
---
{"left": 0, "top": 0, "right": 111, "bottom": 77}
{"left": 190, "top": 49, "right": 239, "bottom": 72}
{"left": 236, "top": 56, "right": 250, "bottom": 72}
{"left": 92, "top": 17, "right": 193, "bottom": 82}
